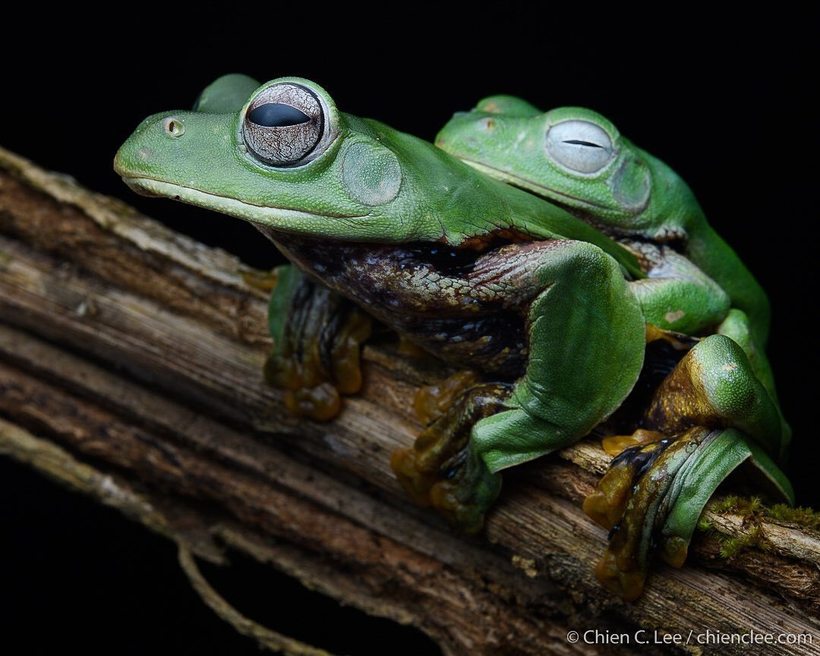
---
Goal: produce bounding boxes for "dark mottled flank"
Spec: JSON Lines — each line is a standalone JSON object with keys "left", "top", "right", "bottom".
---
{"left": 265, "top": 230, "right": 536, "bottom": 379}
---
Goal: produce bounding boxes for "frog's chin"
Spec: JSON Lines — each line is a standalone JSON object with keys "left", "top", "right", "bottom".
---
{"left": 119, "top": 176, "right": 367, "bottom": 229}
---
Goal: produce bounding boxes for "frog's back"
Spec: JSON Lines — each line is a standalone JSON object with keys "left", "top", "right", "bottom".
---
{"left": 360, "top": 116, "right": 642, "bottom": 277}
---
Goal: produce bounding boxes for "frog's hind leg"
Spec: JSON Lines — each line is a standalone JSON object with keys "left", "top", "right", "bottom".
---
{"left": 585, "top": 333, "right": 793, "bottom": 599}
{"left": 264, "top": 265, "right": 372, "bottom": 421}
{"left": 471, "top": 240, "right": 646, "bottom": 473}
{"left": 395, "top": 240, "right": 646, "bottom": 532}
{"left": 587, "top": 427, "right": 791, "bottom": 600}
{"left": 392, "top": 373, "right": 508, "bottom": 533}
{"left": 717, "top": 308, "right": 780, "bottom": 405}
{"left": 644, "top": 333, "right": 790, "bottom": 461}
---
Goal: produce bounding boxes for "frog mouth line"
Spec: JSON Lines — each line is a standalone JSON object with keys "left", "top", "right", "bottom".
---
{"left": 121, "top": 177, "right": 370, "bottom": 224}
{"left": 458, "top": 158, "right": 614, "bottom": 212}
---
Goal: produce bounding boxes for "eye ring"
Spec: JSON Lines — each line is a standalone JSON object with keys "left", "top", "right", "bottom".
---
{"left": 243, "top": 83, "right": 326, "bottom": 167}
{"left": 545, "top": 120, "right": 614, "bottom": 174}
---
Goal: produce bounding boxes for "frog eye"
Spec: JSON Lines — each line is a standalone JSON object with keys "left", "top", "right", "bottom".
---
{"left": 546, "top": 120, "right": 614, "bottom": 174}
{"left": 243, "top": 83, "right": 325, "bottom": 166}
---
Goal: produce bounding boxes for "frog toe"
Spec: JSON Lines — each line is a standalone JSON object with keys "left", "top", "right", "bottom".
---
{"left": 392, "top": 379, "right": 508, "bottom": 531}
{"left": 588, "top": 427, "right": 791, "bottom": 599}
{"left": 264, "top": 265, "right": 372, "bottom": 422}
{"left": 390, "top": 446, "right": 438, "bottom": 507}
{"left": 412, "top": 371, "right": 481, "bottom": 425}
{"left": 588, "top": 427, "right": 711, "bottom": 599}
{"left": 594, "top": 549, "right": 648, "bottom": 602}
{"left": 392, "top": 441, "right": 502, "bottom": 533}
{"left": 584, "top": 437, "right": 671, "bottom": 530}
{"left": 428, "top": 450, "right": 502, "bottom": 534}
{"left": 601, "top": 428, "right": 665, "bottom": 457}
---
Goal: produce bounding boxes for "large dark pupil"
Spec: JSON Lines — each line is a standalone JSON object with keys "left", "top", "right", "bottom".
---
{"left": 248, "top": 103, "right": 310, "bottom": 127}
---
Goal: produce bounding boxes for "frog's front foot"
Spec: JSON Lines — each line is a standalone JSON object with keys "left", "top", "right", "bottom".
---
{"left": 264, "top": 265, "right": 372, "bottom": 421}
{"left": 392, "top": 373, "right": 507, "bottom": 533}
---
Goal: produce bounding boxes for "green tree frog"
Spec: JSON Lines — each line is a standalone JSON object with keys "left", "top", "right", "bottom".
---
{"left": 436, "top": 97, "right": 793, "bottom": 595}
{"left": 114, "top": 77, "right": 791, "bottom": 600}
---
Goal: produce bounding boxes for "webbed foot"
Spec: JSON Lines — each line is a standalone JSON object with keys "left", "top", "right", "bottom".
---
{"left": 587, "top": 428, "right": 708, "bottom": 599}
{"left": 584, "top": 432, "right": 673, "bottom": 531}
{"left": 391, "top": 372, "right": 507, "bottom": 533}
{"left": 585, "top": 332, "right": 795, "bottom": 599}
{"left": 264, "top": 265, "right": 372, "bottom": 421}
{"left": 586, "top": 425, "right": 793, "bottom": 600}
{"left": 600, "top": 428, "right": 665, "bottom": 458}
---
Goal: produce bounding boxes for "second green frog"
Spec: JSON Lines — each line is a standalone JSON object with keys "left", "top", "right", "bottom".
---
{"left": 437, "top": 96, "right": 792, "bottom": 595}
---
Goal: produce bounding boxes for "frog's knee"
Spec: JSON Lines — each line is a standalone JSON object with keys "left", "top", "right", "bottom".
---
{"left": 690, "top": 335, "right": 757, "bottom": 416}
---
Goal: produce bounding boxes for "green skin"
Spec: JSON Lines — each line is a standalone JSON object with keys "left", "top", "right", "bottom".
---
{"left": 115, "top": 76, "right": 792, "bottom": 597}
{"left": 436, "top": 97, "right": 793, "bottom": 588}
{"left": 435, "top": 97, "right": 789, "bottom": 443}
{"left": 115, "top": 74, "right": 648, "bottom": 470}
{"left": 437, "top": 98, "right": 771, "bottom": 345}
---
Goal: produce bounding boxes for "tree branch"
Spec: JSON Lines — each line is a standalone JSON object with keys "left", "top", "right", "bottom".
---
{"left": 1, "top": 146, "right": 818, "bottom": 655}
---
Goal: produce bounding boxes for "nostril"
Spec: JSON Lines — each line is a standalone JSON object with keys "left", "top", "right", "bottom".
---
{"left": 482, "top": 117, "right": 495, "bottom": 131}
{"left": 162, "top": 117, "right": 185, "bottom": 138}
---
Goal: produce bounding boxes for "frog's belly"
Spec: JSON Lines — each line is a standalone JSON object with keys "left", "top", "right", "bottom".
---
{"left": 269, "top": 233, "right": 530, "bottom": 379}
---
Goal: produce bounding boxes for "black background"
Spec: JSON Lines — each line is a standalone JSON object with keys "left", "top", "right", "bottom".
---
{"left": 1, "top": 10, "right": 816, "bottom": 655}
